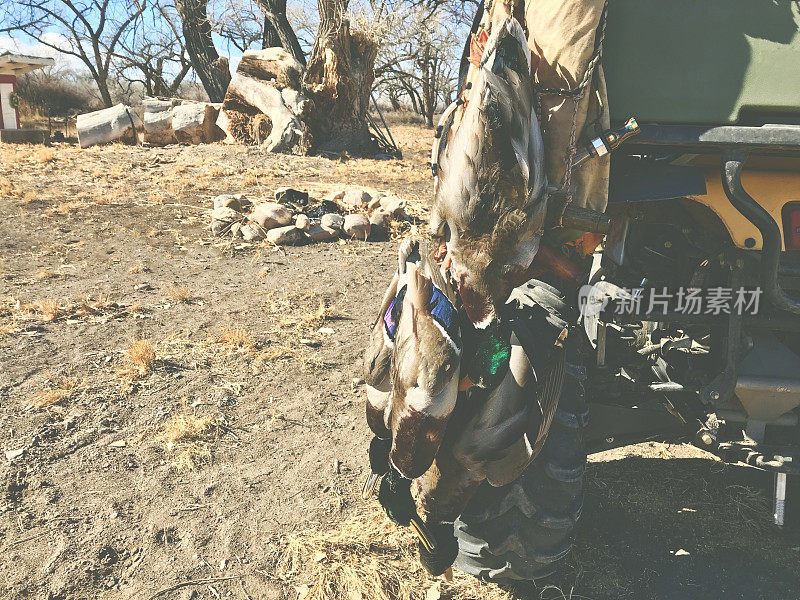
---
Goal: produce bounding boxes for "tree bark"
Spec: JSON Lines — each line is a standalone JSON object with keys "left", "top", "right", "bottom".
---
{"left": 175, "top": 0, "right": 231, "bottom": 102}
{"left": 302, "top": 0, "right": 378, "bottom": 155}
{"left": 256, "top": 0, "right": 306, "bottom": 66}
{"left": 77, "top": 104, "right": 142, "bottom": 148}
{"left": 217, "top": 48, "right": 311, "bottom": 153}
{"left": 262, "top": 15, "right": 279, "bottom": 49}
{"left": 96, "top": 76, "right": 113, "bottom": 108}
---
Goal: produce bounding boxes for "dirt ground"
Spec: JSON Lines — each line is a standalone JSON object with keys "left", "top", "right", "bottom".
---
{"left": 1, "top": 125, "right": 799, "bottom": 600}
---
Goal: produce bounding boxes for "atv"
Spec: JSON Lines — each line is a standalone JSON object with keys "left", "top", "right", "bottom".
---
{"left": 451, "top": 0, "right": 800, "bottom": 580}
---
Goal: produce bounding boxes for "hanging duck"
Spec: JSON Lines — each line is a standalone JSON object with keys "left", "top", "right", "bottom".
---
{"left": 363, "top": 240, "right": 567, "bottom": 577}
{"left": 430, "top": 15, "right": 547, "bottom": 328}
{"left": 363, "top": 240, "right": 464, "bottom": 574}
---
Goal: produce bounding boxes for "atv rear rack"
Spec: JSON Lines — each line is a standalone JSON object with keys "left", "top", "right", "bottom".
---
{"left": 619, "top": 122, "right": 800, "bottom": 316}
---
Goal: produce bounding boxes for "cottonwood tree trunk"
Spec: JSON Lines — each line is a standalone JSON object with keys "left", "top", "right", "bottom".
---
{"left": 175, "top": 0, "right": 231, "bottom": 102}
{"left": 95, "top": 76, "right": 114, "bottom": 108}
{"left": 257, "top": 0, "right": 306, "bottom": 66}
{"left": 302, "top": 0, "right": 378, "bottom": 155}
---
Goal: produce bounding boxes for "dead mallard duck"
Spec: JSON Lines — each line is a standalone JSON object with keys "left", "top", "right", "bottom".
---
{"left": 431, "top": 17, "right": 547, "bottom": 327}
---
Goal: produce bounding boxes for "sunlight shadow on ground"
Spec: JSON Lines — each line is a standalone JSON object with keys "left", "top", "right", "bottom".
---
{"left": 531, "top": 446, "right": 800, "bottom": 600}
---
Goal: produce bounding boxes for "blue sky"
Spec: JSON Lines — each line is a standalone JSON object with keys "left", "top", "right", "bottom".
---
{"left": 0, "top": 0, "right": 317, "bottom": 76}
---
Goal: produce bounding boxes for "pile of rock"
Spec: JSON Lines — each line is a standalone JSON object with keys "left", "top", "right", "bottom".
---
{"left": 209, "top": 187, "right": 409, "bottom": 245}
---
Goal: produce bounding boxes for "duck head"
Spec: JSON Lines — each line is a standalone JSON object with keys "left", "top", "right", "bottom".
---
{"left": 376, "top": 241, "right": 462, "bottom": 480}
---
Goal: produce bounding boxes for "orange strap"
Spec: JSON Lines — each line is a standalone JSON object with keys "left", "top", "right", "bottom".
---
{"left": 468, "top": 29, "right": 489, "bottom": 68}
{"left": 565, "top": 232, "right": 605, "bottom": 257}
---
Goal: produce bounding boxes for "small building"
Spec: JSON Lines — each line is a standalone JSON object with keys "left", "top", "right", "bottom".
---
{"left": 0, "top": 52, "right": 55, "bottom": 142}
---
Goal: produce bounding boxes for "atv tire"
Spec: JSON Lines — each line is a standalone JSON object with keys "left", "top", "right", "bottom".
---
{"left": 453, "top": 350, "right": 588, "bottom": 581}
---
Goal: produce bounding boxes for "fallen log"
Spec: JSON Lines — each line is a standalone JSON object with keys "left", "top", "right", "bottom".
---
{"left": 218, "top": 48, "right": 311, "bottom": 153}
{"left": 173, "top": 103, "right": 222, "bottom": 144}
{"left": 77, "top": 104, "right": 142, "bottom": 148}
{"left": 143, "top": 105, "right": 176, "bottom": 146}
{"left": 142, "top": 99, "right": 223, "bottom": 146}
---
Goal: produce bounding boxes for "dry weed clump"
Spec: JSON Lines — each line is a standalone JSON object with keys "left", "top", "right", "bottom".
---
{"left": 124, "top": 338, "right": 156, "bottom": 374}
{"left": 0, "top": 295, "right": 120, "bottom": 329}
{"left": 272, "top": 292, "right": 333, "bottom": 332}
{"left": 30, "top": 298, "right": 62, "bottom": 322}
{"left": 34, "top": 147, "right": 56, "bottom": 163}
{"left": 160, "top": 411, "right": 221, "bottom": 470}
{"left": 0, "top": 321, "right": 16, "bottom": 337}
{"left": 29, "top": 374, "right": 85, "bottom": 408}
{"left": 116, "top": 338, "right": 157, "bottom": 389}
{"left": 277, "top": 510, "right": 514, "bottom": 600}
{"left": 0, "top": 176, "right": 16, "bottom": 197}
{"left": 165, "top": 284, "right": 193, "bottom": 303}
{"left": 258, "top": 344, "right": 296, "bottom": 362}
{"left": 213, "top": 325, "right": 254, "bottom": 352}
{"left": 35, "top": 268, "right": 64, "bottom": 281}
{"left": 43, "top": 199, "right": 87, "bottom": 217}
{"left": 127, "top": 263, "right": 147, "bottom": 274}
{"left": 251, "top": 344, "right": 297, "bottom": 372}
{"left": 0, "top": 296, "right": 22, "bottom": 335}
{"left": 115, "top": 338, "right": 157, "bottom": 391}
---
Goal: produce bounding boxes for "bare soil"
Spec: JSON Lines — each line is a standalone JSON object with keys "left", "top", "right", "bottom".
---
{"left": 1, "top": 127, "right": 798, "bottom": 600}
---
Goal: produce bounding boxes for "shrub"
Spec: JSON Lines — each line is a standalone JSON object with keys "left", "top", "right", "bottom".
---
{"left": 16, "top": 71, "right": 98, "bottom": 118}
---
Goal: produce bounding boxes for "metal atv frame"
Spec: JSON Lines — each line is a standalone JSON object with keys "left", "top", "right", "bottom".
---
{"left": 584, "top": 122, "right": 800, "bottom": 524}
{"left": 627, "top": 123, "right": 800, "bottom": 315}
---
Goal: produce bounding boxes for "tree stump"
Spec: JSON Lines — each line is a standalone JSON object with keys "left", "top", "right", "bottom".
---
{"left": 302, "top": 0, "right": 379, "bottom": 155}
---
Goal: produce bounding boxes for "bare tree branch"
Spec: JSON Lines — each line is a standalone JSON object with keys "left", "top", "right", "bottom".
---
{"left": 13, "top": 0, "right": 146, "bottom": 107}
{"left": 115, "top": 0, "right": 192, "bottom": 98}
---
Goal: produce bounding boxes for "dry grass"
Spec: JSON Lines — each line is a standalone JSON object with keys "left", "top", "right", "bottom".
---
{"left": 43, "top": 199, "right": 88, "bottom": 217}
{"left": 272, "top": 292, "right": 333, "bottom": 332}
{"left": 35, "top": 268, "right": 64, "bottom": 280}
{"left": 30, "top": 298, "right": 61, "bottom": 322}
{"left": 114, "top": 338, "right": 157, "bottom": 389}
{"left": 159, "top": 411, "right": 221, "bottom": 470}
{"left": 258, "top": 345, "right": 296, "bottom": 362}
{"left": 34, "top": 147, "right": 56, "bottom": 163}
{"left": 277, "top": 510, "right": 514, "bottom": 600}
{"left": 18, "top": 191, "right": 36, "bottom": 205}
{"left": 127, "top": 263, "right": 147, "bottom": 274}
{"left": 29, "top": 374, "right": 85, "bottom": 408}
{"left": 0, "top": 176, "right": 16, "bottom": 197}
{"left": 123, "top": 338, "right": 156, "bottom": 374}
{"left": 0, "top": 294, "right": 136, "bottom": 333}
{"left": 303, "top": 297, "right": 331, "bottom": 330}
{"left": 165, "top": 284, "right": 192, "bottom": 303}
{"left": 213, "top": 325, "right": 254, "bottom": 351}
